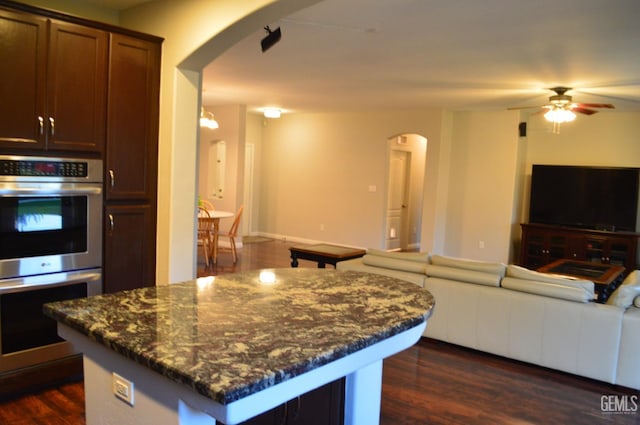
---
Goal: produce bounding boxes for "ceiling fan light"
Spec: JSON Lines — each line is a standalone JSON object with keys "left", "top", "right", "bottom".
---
{"left": 544, "top": 108, "right": 576, "bottom": 124}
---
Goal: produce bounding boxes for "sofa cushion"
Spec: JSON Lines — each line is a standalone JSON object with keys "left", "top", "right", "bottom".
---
{"left": 607, "top": 270, "right": 640, "bottom": 309}
{"left": 362, "top": 254, "right": 427, "bottom": 274}
{"left": 430, "top": 255, "right": 506, "bottom": 277}
{"left": 425, "top": 264, "right": 501, "bottom": 287}
{"left": 502, "top": 277, "right": 595, "bottom": 303}
{"left": 336, "top": 258, "right": 426, "bottom": 287}
{"left": 365, "top": 248, "right": 430, "bottom": 263}
{"left": 506, "top": 265, "right": 594, "bottom": 291}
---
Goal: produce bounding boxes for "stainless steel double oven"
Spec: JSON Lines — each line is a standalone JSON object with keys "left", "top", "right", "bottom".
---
{"left": 0, "top": 155, "right": 103, "bottom": 373}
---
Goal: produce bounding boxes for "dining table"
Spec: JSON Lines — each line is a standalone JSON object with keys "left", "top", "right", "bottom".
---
{"left": 200, "top": 209, "right": 234, "bottom": 265}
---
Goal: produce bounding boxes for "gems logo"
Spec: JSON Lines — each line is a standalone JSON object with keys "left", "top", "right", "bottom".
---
{"left": 601, "top": 395, "right": 638, "bottom": 415}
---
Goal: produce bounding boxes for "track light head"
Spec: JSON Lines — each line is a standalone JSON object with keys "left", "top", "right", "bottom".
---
{"left": 261, "top": 26, "right": 281, "bottom": 52}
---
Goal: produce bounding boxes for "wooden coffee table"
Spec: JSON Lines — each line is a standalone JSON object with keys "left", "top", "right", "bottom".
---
{"left": 536, "top": 259, "right": 625, "bottom": 303}
{"left": 290, "top": 244, "right": 366, "bottom": 268}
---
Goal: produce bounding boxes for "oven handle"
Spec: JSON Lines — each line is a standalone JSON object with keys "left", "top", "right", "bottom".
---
{"left": 0, "top": 269, "right": 102, "bottom": 295}
{"left": 0, "top": 185, "right": 102, "bottom": 196}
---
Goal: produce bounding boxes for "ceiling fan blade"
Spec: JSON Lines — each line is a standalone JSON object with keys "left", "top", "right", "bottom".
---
{"left": 572, "top": 107, "right": 598, "bottom": 115}
{"left": 575, "top": 103, "right": 615, "bottom": 109}
{"left": 507, "top": 105, "right": 543, "bottom": 110}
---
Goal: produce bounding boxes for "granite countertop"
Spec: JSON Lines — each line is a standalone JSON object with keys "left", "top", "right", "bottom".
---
{"left": 44, "top": 268, "right": 434, "bottom": 405}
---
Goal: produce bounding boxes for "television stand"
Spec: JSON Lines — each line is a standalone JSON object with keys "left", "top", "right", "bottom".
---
{"left": 519, "top": 223, "right": 639, "bottom": 277}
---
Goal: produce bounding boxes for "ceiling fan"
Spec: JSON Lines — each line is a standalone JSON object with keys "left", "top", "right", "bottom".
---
{"left": 511, "top": 86, "right": 616, "bottom": 114}
{"left": 509, "top": 87, "right": 615, "bottom": 133}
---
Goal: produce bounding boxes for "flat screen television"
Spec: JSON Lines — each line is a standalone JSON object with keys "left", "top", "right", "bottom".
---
{"left": 529, "top": 165, "right": 640, "bottom": 232}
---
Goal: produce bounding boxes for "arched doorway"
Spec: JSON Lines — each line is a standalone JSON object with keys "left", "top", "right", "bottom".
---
{"left": 384, "top": 133, "right": 427, "bottom": 251}
{"left": 130, "top": 0, "right": 322, "bottom": 283}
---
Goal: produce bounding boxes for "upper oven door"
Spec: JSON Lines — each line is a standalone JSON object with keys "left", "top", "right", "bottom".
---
{"left": 0, "top": 182, "right": 102, "bottom": 279}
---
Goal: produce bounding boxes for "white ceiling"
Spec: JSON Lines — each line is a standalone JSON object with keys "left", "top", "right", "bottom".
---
{"left": 95, "top": 0, "right": 640, "bottom": 115}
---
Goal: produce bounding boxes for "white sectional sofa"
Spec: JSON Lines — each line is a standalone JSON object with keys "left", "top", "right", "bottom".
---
{"left": 337, "top": 249, "right": 640, "bottom": 390}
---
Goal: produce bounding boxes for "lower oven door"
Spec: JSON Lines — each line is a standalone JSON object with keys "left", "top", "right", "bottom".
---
{"left": 0, "top": 268, "right": 102, "bottom": 373}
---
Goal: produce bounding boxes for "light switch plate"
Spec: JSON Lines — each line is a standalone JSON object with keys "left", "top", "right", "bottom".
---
{"left": 112, "top": 372, "right": 135, "bottom": 406}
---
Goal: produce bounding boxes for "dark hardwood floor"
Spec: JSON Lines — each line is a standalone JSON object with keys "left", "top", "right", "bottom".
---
{"left": 1, "top": 239, "right": 638, "bottom": 424}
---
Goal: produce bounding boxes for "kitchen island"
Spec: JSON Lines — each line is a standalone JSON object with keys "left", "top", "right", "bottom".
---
{"left": 44, "top": 268, "right": 434, "bottom": 424}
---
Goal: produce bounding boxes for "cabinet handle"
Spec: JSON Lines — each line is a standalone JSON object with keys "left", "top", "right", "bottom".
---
{"left": 108, "top": 214, "right": 114, "bottom": 232}
{"left": 48, "top": 117, "right": 55, "bottom": 137}
{"left": 38, "top": 116, "right": 44, "bottom": 135}
{"left": 109, "top": 169, "right": 115, "bottom": 188}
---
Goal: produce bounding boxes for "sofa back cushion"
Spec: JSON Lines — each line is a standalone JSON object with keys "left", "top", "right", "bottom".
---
{"left": 425, "top": 264, "right": 502, "bottom": 287}
{"left": 607, "top": 270, "right": 640, "bottom": 309}
{"left": 366, "top": 248, "right": 430, "bottom": 263}
{"left": 503, "top": 265, "right": 595, "bottom": 303}
{"left": 360, "top": 249, "right": 429, "bottom": 274}
{"left": 430, "top": 255, "right": 506, "bottom": 277}
{"left": 502, "top": 277, "right": 595, "bottom": 303}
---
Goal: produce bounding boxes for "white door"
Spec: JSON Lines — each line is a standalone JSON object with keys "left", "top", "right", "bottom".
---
{"left": 385, "top": 150, "right": 410, "bottom": 250}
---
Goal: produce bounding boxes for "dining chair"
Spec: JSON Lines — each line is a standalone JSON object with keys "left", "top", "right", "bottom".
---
{"left": 197, "top": 207, "right": 213, "bottom": 266}
{"left": 214, "top": 205, "right": 244, "bottom": 264}
{"left": 200, "top": 199, "right": 215, "bottom": 211}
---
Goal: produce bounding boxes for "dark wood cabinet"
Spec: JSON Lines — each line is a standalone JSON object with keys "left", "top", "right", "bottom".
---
{"left": 235, "top": 379, "right": 345, "bottom": 425}
{"left": 103, "top": 33, "right": 160, "bottom": 293}
{"left": 103, "top": 205, "right": 154, "bottom": 293}
{"left": 520, "top": 223, "right": 639, "bottom": 274}
{"left": 0, "top": 0, "right": 162, "bottom": 390}
{"left": 0, "top": 7, "right": 107, "bottom": 153}
{"left": 1, "top": 1, "right": 162, "bottom": 294}
{"left": 105, "top": 33, "right": 160, "bottom": 202}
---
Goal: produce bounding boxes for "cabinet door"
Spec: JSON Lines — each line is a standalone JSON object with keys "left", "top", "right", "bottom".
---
{"left": 0, "top": 9, "right": 47, "bottom": 149}
{"left": 47, "top": 20, "right": 108, "bottom": 153}
{"left": 521, "top": 229, "right": 568, "bottom": 268}
{"left": 106, "top": 34, "right": 160, "bottom": 201}
{"left": 289, "top": 379, "right": 344, "bottom": 425}
{"left": 238, "top": 407, "right": 284, "bottom": 425}
{"left": 104, "top": 204, "right": 155, "bottom": 293}
{"left": 233, "top": 379, "right": 345, "bottom": 425}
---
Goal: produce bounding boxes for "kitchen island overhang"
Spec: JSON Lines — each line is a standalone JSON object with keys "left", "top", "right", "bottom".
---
{"left": 45, "top": 268, "right": 435, "bottom": 424}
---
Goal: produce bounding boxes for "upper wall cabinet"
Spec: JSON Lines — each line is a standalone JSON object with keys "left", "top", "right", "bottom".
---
{"left": 0, "top": 8, "right": 108, "bottom": 154}
{"left": 105, "top": 34, "right": 160, "bottom": 202}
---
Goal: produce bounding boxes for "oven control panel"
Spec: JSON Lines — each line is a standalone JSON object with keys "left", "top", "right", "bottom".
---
{"left": 0, "top": 158, "right": 88, "bottom": 178}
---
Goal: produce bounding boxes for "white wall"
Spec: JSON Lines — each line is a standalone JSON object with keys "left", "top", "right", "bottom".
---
{"left": 16, "top": 0, "right": 119, "bottom": 23}
{"left": 257, "top": 108, "right": 447, "bottom": 249}
{"left": 445, "top": 111, "right": 521, "bottom": 262}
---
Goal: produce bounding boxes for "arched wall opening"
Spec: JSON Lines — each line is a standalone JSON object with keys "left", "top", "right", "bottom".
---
{"left": 121, "top": 0, "right": 322, "bottom": 284}
{"left": 384, "top": 133, "right": 427, "bottom": 251}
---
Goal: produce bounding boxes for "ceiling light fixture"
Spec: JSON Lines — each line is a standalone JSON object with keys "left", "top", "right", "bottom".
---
{"left": 544, "top": 104, "right": 576, "bottom": 134}
{"left": 261, "top": 26, "right": 281, "bottom": 52}
{"left": 200, "top": 107, "right": 219, "bottom": 129}
{"left": 263, "top": 108, "right": 281, "bottom": 119}
{"left": 544, "top": 107, "right": 576, "bottom": 124}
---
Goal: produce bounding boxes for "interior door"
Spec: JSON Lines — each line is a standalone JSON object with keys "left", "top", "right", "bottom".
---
{"left": 385, "top": 150, "right": 410, "bottom": 250}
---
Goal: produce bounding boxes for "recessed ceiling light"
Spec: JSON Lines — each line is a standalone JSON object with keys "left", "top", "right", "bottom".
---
{"left": 263, "top": 108, "right": 281, "bottom": 118}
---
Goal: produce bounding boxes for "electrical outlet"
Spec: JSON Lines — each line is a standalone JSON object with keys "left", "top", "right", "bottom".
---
{"left": 112, "top": 372, "right": 134, "bottom": 406}
{"left": 479, "top": 241, "right": 485, "bottom": 249}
